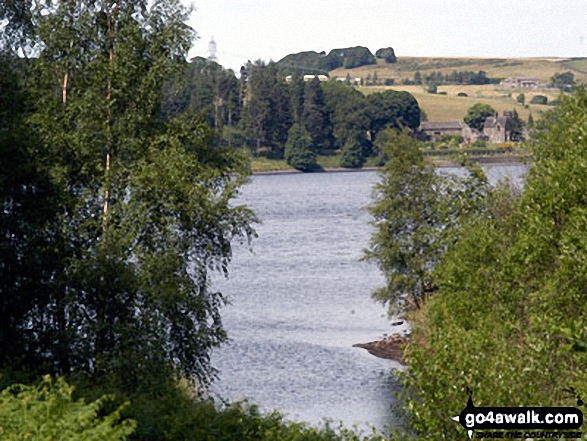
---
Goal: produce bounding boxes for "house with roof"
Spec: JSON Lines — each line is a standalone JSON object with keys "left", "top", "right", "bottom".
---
{"left": 483, "top": 112, "right": 513, "bottom": 143}
{"left": 498, "top": 77, "right": 540, "bottom": 90}
{"left": 420, "top": 121, "right": 465, "bottom": 141}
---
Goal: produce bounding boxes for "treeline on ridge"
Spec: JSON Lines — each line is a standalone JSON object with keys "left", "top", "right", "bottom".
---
{"left": 275, "top": 45, "right": 396, "bottom": 75}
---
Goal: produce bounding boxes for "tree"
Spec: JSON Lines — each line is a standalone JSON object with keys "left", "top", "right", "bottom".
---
{"left": 340, "top": 137, "right": 365, "bottom": 168}
{"left": 365, "top": 130, "right": 488, "bottom": 312}
{"left": 327, "top": 46, "right": 376, "bottom": 69}
{"left": 365, "top": 90, "right": 421, "bottom": 138}
{"left": 426, "top": 83, "right": 438, "bottom": 94}
{"left": 394, "top": 88, "right": 587, "bottom": 440}
{"left": 464, "top": 103, "right": 496, "bottom": 131}
{"left": 285, "top": 123, "right": 317, "bottom": 171}
{"left": 510, "top": 108, "right": 525, "bottom": 141}
{"left": 241, "top": 61, "right": 292, "bottom": 157}
{"left": 375, "top": 47, "right": 397, "bottom": 63}
{"left": 289, "top": 70, "right": 305, "bottom": 123}
{"left": 302, "top": 77, "right": 332, "bottom": 152}
{"left": 414, "top": 71, "right": 422, "bottom": 85}
{"left": 517, "top": 93, "right": 525, "bottom": 105}
{"left": 528, "top": 112, "right": 534, "bottom": 127}
{"left": 551, "top": 71, "right": 576, "bottom": 91}
{"left": 322, "top": 80, "right": 371, "bottom": 152}
{"left": 1, "top": 0, "right": 256, "bottom": 389}
{"left": 530, "top": 95, "right": 548, "bottom": 105}
{"left": 162, "top": 57, "right": 242, "bottom": 131}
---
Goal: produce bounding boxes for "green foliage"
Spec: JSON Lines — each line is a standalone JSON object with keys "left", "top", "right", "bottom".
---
{"left": 375, "top": 47, "right": 397, "bottom": 63}
{"left": 516, "top": 93, "right": 525, "bottom": 105}
{"left": 162, "top": 57, "right": 242, "bottom": 131}
{"left": 510, "top": 108, "right": 525, "bottom": 141}
{"left": 366, "top": 90, "right": 421, "bottom": 134}
{"left": 241, "top": 61, "right": 293, "bottom": 157}
{"left": 365, "top": 129, "right": 488, "bottom": 313}
{"left": 276, "top": 50, "right": 333, "bottom": 75}
{"left": 0, "top": 376, "right": 135, "bottom": 440}
{"left": 0, "top": 0, "right": 256, "bottom": 389}
{"left": 530, "top": 94, "right": 548, "bottom": 105}
{"left": 277, "top": 47, "right": 377, "bottom": 73}
{"left": 303, "top": 77, "right": 333, "bottom": 152}
{"left": 425, "top": 83, "right": 437, "bottom": 94}
{"left": 528, "top": 112, "right": 534, "bottom": 127}
{"left": 394, "top": 88, "right": 587, "bottom": 439}
{"left": 329, "top": 46, "right": 376, "bottom": 69}
{"left": 285, "top": 123, "right": 317, "bottom": 171}
{"left": 340, "top": 137, "right": 365, "bottom": 168}
{"left": 550, "top": 71, "right": 576, "bottom": 91}
{"left": 464, "top": 103, "right": 496, "bottom": 131}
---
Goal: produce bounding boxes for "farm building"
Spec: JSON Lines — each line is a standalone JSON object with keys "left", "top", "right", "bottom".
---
{"left": 498, "top": 76, "right": 540, "bottom": 89}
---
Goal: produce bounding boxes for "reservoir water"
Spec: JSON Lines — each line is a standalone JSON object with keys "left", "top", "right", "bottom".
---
{"left": 210, "top": 166, "right": 526, "bottom": 433}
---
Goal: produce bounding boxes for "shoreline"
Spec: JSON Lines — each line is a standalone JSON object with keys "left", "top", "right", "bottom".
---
{"left": 252, "top": 155, "right": 529, "bottom": 175}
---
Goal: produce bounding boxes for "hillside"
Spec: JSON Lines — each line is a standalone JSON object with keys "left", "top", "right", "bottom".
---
{"left": 329, "top": 56, "right": 586, "bottom": 122}
{"left": 360, "top": 84, "right": 553, "bottom": 121}
{"left": 329, "top": 56, "right": 587, "bottom": 84}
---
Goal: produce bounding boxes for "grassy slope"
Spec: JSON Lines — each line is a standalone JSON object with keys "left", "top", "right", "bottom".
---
{"left": 361, "top": 84, "right": 554, "bottom": 121}
{"left": 330, "top": 56, "right": 587, "bottom": 83}
{"left": 331, "top": 56, "right": 584, "bottom": 121}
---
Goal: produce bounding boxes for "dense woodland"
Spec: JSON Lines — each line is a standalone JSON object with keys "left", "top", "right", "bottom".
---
{"left": 163, "top": 58, "right": 421, "bottom": 170}
{"left": 1, "top": 1, "right": 587, "bottom": 440}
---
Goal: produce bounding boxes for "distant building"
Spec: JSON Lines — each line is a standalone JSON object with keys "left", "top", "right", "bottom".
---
{"left": 462, "top": 126, "right": 488, "bottom": 144}
{"left": 483, "top": 112, "right": 513, "bottom": 143}
{"left": 420, "top": 121, "right": 465, "bottom": 140}
{"left": 285, "top": 74, "right": 329, "bottom": 82}
{"left": 498, "top": 76, "right": 540, "bottom": 89}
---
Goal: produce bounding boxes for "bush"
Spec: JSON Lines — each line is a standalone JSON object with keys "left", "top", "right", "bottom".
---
{"left": 393, "top": 88, "right": 587, "bottom": 440}
{"left": 285, "top": 123, "right": 317, "bottom": 171}
{"left": 340, "top": 138, "right": 365, "bottom": 168}
{"left": 426, "top": 83, "right": 437, "bottom": 94}
{"left": 471, "top": 140, "right": 487, "bottom": 148}
{"left": 464, "top": 103, "right": 496, "bottom": 131}
{"left": 530, "top": 95, "right": 548, "bottom": 105}
{"left": 375, "top": 47, "right": 397, "bottom": 63}
{"left": 0, "top": 376, "right": 135, "bottom": 441}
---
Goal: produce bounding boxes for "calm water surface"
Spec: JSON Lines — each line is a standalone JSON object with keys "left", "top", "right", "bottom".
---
{"left": 210, "top": 166, "right": 526, "bottom": 433}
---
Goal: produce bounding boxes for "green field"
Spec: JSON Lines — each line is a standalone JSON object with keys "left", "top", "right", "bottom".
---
{"left": 330, "top": 56, "right": 587, "bottom": 84}
{"left": 330, "top": 56, "right": 582, "bottom": 122}
{"left": 249, "top": 153, "right": 381, "bottom": 173}
{"left": 361, "top": 84, "right": 556, "bottom": 121}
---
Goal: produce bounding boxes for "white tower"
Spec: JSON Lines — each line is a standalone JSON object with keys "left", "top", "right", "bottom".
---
{"left": 208, "top": 36, "right": 217, "bottom": 62}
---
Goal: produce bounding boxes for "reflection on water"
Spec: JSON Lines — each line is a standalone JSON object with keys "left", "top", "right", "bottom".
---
{"left": 210, "top": 166, "right": 526, "bottom": 433}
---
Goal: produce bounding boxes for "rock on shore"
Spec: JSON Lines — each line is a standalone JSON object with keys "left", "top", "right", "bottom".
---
{"left": 353, "top": 333, "right": 408, "bottom": 365}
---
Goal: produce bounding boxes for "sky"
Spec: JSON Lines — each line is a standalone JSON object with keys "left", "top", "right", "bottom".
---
{"left": 183, "top": 0, "right": 587, "bottom": 72}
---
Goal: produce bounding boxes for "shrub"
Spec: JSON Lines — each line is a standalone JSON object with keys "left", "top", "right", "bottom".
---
{"left": 530, "top": 95, "right": 548, "bottom": 105}
{"left": 285, "top": 123, "right": 317, "bottom": 171}
{"left": 0, "top": 376, "right": 135, "bottom": 441}
{"left": 340, "top": 138, "right": 365, "bottom": 168}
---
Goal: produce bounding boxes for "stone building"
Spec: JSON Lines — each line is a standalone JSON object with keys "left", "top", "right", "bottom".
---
{"left": 483, "top": 112, "right": 513, "bottom": 143}
{"left": 498, "top": 77, "right": 540, "bottom": 89}
{"left": 420, "top": 121, "right": 465, "bottom": 141}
